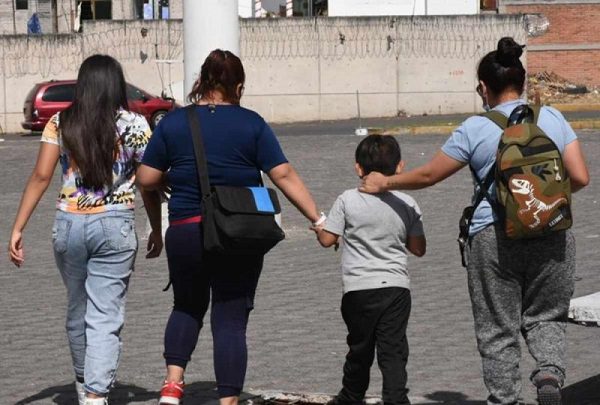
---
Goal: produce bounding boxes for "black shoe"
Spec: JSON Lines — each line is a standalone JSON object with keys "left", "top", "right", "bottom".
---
{"left": 536, "top": 377, "right": 562, "bottom": 405}
{"left": 326, "top": 395, "right": 364, "bottom": 405}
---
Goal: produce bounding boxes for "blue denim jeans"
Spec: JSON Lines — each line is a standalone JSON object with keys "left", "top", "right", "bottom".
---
{"left": 53, "top": 209, "right": 137, "bottom": 396}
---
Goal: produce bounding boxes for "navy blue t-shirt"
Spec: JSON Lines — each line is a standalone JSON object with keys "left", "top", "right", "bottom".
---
{"left": 142, "top": 105, "right": 288, "bottom": 221}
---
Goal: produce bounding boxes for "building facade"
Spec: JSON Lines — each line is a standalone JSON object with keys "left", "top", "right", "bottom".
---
{"left": 500, "top": 0, "right": 600, "bottom": 86}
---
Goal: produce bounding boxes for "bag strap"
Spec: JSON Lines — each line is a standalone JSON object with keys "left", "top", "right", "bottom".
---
{"left": 530, "top": 104, "right": 542, "bottom": 125}
{"left": 472, "top": 109, "right": 506, "bottom": 214}
{"left": 470, "top": 163, "right": 497, "bottom": 214}
{"left": 186, "top": 105, "right": 212, "bottom": 200}
{"left": 479, "top": 110, "right": 508, "bottom": 129}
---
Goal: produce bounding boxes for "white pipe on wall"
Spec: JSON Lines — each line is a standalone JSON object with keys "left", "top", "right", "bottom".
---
{"left": 183, "top": 0, "right": 240, "bottom": 100}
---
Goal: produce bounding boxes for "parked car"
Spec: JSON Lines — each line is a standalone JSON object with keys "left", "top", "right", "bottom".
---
{"left": 22, "top": 80, "right": 178, "bottom": 131}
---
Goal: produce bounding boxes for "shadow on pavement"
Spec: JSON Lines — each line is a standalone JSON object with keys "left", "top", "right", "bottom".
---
{"left": 562, "top": 374, "right": 600, "bottom": 405}
{"left": 419, "top": 391, "right": 486, "bottom": 404}
{"left": 14, "top": 380, "right": 258, "bottom": 404}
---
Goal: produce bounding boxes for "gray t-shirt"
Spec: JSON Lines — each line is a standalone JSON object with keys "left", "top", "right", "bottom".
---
{"left": 324, "top": 188, "right": 425, "bottom": 293}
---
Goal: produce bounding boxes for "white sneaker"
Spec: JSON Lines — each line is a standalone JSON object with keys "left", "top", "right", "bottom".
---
{"left": 75, "top": 381, "right": 86, "bottom": 405}
{"left": 84, "top": 397, "right": 108, "bottom": 405}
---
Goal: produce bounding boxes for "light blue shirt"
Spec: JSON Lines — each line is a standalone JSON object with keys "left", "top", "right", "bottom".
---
{"left": 441, "top": 99, "right": 577, "bottom": 235}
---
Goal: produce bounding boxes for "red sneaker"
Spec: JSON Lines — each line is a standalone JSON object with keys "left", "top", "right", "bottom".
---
{"left": 159, "top": 380, "right": 185, "bottom": 405}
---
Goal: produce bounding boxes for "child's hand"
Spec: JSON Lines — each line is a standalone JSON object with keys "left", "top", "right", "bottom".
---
{"left": 311, "top": 225, "right": 340, "bottom": 250}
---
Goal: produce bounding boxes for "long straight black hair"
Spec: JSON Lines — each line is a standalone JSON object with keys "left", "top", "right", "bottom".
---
{"left": 60, "top": 54, "right": 128, "bottom": 190}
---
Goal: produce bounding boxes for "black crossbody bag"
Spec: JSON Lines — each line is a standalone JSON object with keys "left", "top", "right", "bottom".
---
{"left": 186, "top": 106, "right": 285, "bottom": 255}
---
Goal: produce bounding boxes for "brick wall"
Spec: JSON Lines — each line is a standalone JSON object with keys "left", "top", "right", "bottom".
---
{"left": 529, "top": 50, "right": 600, "bottom": 86}
{"left": 504, "top": 2, "right": 600, "bottom": 86}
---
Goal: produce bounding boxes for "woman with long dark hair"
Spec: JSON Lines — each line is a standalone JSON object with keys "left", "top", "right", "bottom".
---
{"left": 360, "top": 38, "right": 589, "bottom": 405}
{"left": 138, "top": 49, "right": 322, "bottom": 405}
{"left": 8, "top": 54, "right": 163, "bottom": 405}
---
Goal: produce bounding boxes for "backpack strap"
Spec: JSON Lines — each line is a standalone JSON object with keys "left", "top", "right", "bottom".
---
{"left": 530, "top": 104, "right": 542, "bottom": 125}
{"left": 470, "top": 163, "right": 497, "bottom": 213}
{"left": 460, "top": 163, "right": 497, "bottom": 236}
{"left": 479, "top": 110, "right": 508, "bottom": 129}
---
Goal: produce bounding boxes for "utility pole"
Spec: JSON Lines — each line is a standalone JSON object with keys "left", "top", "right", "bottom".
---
{"left": 11, "top": 0, "right": 16, "bottom": 34}
{"left": 183, "top": 0, "right": 240, "bottom": 100}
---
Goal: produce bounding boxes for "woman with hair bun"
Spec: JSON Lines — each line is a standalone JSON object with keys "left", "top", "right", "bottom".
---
{"left": 360, "top": 37, "right": 589, "bottom": 405}
{"left": 138, "top": 49, "right": 321, "bottom": 405}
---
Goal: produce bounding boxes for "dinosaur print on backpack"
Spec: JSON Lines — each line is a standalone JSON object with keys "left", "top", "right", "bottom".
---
{"left": 484, "top": 105, "right": 572, "bottom": 239}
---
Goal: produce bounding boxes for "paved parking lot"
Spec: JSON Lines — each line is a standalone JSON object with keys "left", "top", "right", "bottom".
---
{"left": 1, "top": 129, "right": 598, "bottom": 405}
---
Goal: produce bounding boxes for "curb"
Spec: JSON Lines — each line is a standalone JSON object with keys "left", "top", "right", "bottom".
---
{"left": 551, "top": 104, "right": 600, "bottom": 112}
{"left": 368, "top": 119, "right": 600, "bottom": 136}
{"left": 569, "top": 120, "right": 600, "bottom": 130}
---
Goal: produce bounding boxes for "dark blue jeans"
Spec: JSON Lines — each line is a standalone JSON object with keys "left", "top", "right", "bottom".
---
{"left": 163, "top": 222, "right": 263, "bottom": 398}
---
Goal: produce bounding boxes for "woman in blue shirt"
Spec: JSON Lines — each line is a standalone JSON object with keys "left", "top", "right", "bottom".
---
{"left": 138, "top": 49, "right": 322, "bottom": 405}
{"left": 360, "top": 38, "right": 589, "bottom": 405}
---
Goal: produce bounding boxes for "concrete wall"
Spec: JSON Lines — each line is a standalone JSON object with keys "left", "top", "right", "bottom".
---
{"left": 240, "top": 15, "right": 526, "bottom": 123}
{"left": 0, "top": 15, "right": 527, "bottom": 132}
{"left": 501, "top": 0, "right": 600, "bottom": 86}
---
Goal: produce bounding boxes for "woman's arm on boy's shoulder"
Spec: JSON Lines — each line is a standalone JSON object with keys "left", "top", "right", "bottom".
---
{"left": 406, "top": 234, "right": 426, "bottom": 257}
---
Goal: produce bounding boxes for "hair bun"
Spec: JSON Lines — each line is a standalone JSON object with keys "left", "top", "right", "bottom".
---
{"left": 496, "top": 37, "right": 524, "bottom": 67}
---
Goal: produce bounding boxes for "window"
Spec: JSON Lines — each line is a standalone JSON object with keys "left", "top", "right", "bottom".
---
{"left": 16, "top": 0, "right": 28, "bottom": 10}
{"left": 79, "top": 0, "right": 112, "bottom": 21}
{"left": 137, "top": 0, "right": 169, "bottom": 20}
{"left": 126, "top": 84, "right": 146, "bottom": 101}
{"left": 42, "top": 84, "right": 75, "bottom": 102}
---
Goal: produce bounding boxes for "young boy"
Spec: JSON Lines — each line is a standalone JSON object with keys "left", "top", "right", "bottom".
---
{"left": 314, "top": 135, "right": 426, "bottom": 405}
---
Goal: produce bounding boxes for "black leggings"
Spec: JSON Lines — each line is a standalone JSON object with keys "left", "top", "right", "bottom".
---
{"left": 163, "top": 222, "right": 263, "bottom": 398}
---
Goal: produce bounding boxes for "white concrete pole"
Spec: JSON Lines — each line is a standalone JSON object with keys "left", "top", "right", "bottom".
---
{"left": 286, "top": 0, "right": 293, "bottom": 17}
{"left": 254, "top": 0, "right": 263, "bottom": 18}
{"left": 183, "top": 0, "right": 240, "bottom": 99}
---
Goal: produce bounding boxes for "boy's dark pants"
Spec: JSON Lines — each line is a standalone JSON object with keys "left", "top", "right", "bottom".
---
{"left": 338, "top": 287, "right": 412, "bottom": 405}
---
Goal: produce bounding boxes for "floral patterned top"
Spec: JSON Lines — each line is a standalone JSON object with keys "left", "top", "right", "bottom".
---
{"left": 40, "top": 110, "right": 152, "bottom": 214}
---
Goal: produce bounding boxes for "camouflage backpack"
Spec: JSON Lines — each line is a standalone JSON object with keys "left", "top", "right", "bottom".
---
{"left": 483, "top": 104, "right": 572, "bottom": 239}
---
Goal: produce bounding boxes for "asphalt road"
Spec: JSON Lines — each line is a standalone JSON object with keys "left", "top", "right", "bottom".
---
{"left": 0, "top": 128, "right": 598, "bottom": 405}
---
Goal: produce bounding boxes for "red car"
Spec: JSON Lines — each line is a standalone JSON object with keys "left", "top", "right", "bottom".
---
{"left": 22, "top": 80, "right": 178, "bottom": 131}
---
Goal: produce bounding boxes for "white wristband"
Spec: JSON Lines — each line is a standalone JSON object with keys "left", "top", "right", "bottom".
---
{"left": 313, "top": 212, "right": 327, "bottom": 227}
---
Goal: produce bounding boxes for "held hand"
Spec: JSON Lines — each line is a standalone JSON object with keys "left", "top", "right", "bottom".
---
{"left": 309, "top": 224, "right": 324, "bottom": 233}
{"left": 309, "top": 225, "right": 339, "bottom": 251}
{"left": 359, "top": 172, "right": 388, "bottom": 194}
{"left": 146, "top": 230, "right": 163, "bottom": 259}
{"left": 9, "top": 230, "right": 24, "bottom": 267}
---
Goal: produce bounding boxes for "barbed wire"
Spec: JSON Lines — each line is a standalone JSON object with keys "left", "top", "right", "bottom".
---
{"left": 0, "top": 15, "right": 526, "bottom": 79}
{"left": 241, "top": 16, "right": 527, "bottom": 61}
{"left": 0, "top": 20, "right": 184, "bottom": 79}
